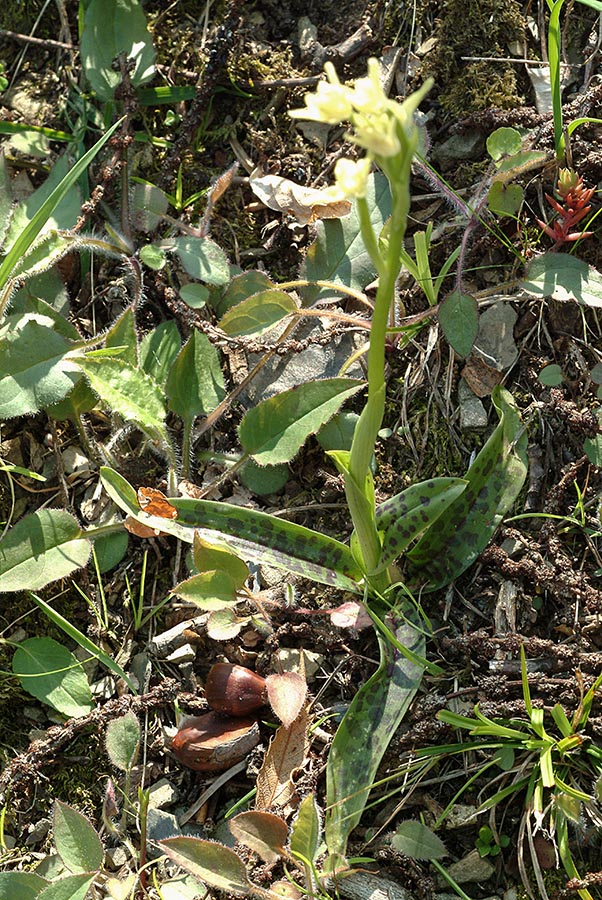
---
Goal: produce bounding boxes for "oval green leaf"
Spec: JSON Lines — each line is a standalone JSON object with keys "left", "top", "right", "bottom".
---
{"left": 239, "top": 377, "right": 364, "bottom": 465}
{"left": 53, "top": 800, "right": 103, "bottom": 873}
{"left": 219, "top": 290, "right": 297, "bottom": 337}
{"left": 160, "top": 836, "right": 252, "bottom": 895}
{"left": 438, "top": 291, "right": 479, "bottom": 358}
{"left": 13, "top": 637, "right": 93, "bottom": 718}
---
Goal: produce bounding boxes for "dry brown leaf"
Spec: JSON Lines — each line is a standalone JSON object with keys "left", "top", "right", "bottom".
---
{"left": 249, "top": 169, "right": 351, "bottom": 226}
{"left": 265, "top": 672, "right": 308, "bottom": 728}
{"left": 255, "top": 706, "right": 309, "bottom": 810}
{"left": 123, "top": 515, "right": 161, "bottom": 538}
{"left": 461, "top": 354, "right": 503, "bottom": 398}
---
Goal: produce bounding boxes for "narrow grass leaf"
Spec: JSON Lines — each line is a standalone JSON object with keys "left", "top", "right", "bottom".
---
{"left": 29, "top": 592, "right": 138, "bottom": 693}
{"left": 0, "top": 118, "right": 123, "bottom": 295}
{"left": 239, "top": 378, "right": 364, "bottom": 465}
{"left": 13, "top": 637, "right": 93, "bottom": 718}
{"left": 0, "top": 509, "right": 91, "bottom": 591}
{"left": 54, "top": 800, "right": 103, "bottom": 873}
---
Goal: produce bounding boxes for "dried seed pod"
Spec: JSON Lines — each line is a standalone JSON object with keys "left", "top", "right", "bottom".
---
{"left": 204, "top": 663, "right": 267, "bottom": 717}
{"left": 171, "top": 711, "right": 260, "bottom": 772}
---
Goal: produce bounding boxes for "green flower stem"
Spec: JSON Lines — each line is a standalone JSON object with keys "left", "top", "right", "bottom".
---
{"left": 346, "top": 164, "right": 412, "bottom": 581}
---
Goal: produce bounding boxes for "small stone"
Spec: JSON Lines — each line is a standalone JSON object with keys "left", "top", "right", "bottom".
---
{"left": 458, "top": 379, "right": 488, "bottom": 430}
{"left": 105, "top": 846, "right": 129, "bottom": 869}
{"left": 441, "top": 849, "right": 495, "bottom": 885}
{"left": 148, "top": 778, "right": 178, "bottom": 810}
{"left": 165, "top": 643, "right": 196, "bottom": 664}
{"left": 442, "top": 804, "right": 479, "bottom": 829}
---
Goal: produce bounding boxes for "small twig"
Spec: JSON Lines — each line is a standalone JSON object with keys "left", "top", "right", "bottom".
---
{"left": 0, "top": 28, "right": 75, "bottom": 51}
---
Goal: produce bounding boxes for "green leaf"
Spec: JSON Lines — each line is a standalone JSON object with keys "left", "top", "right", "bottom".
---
{"left": 131, "top": 182, "right": 168, "bottom": 232}
{"left": 212, "top": 270, "right": 275, "bottom": 317}
{"left": 38, "top": 873, "right": 96, "bottom": 900}
{"left": 13, "top": 637, "right": 93, "bottom": 718}
{"left": 219, "top": 290, "right": 297, "bottom": 337}
{"left": 92, "top": 530, "right": 128, "bottom": 573}
{"left": 29, "top": 593, "right": 137, "bottom": 693}
{"left": 0, "top": 320, "right": 80, "bottom": 419}
{"left": 100, "top": 465, "right": 363, "bottom": 592}
{"left": 179, "top": 283, "right": 209, "bottom": 309}
{"left": 105, "top": 711, "right": 140, "bottom": 772}
{"left": 10, "top": 231, "right": 81, "bottom": 284}
{"left": 80, "top": 0, "right": 156, "bottom": 101}
{"left": 160, "top": 837, "right": 252, "bottom": 896}
{"left": 239, "top": 378, "right": 364, "bottom": 465}
{"left": 373, "top": 478, "right": 467, "bottom": 572}
{"left": 521, "top": 253, "right": 602, "bottom": 307}
{"left": 486, "top": 127, "right": 522, "bottom": 160}
{"left": 105, "top": 307, "right": 138, "bottom": 368}
{"left": 192, "top": 534, "right": 248, "bottom": 589}
{"left": 538, "top": 363, "right": 564, "bottom": 386}
{"left": 301, "top": 172, "right": 392, "bottom": 303}
{"left": 53, "top": 800, "right": 103, "bottom": 873}
{"left": 139, "top": 320, "right": 181, "bottom": 386}
{"left": 0, "top": 119, "right": 123, "bottom": 302}
{"left": 75, "top": 357, "right": 170, "bottom": 447}
{"left": 239, "top": 459, "right": 289, "bottom": 495}
{"left": 391, "top": 821, "right": 447, "bottom": 860}
{"left": 438, "top": 291, "right": 479, "bottom": 357}
{"left": 171, "top": 571, "right": 239, "bottom": 609}
{"left": 585, "top": 435, "right": 602, "bottom": 466}
{"left": 166, "top": 330, "right": 225, "bottom": 424}
{"left": 317, "top": 411, "right": 359, "bottom": 452}
{"left": 0, "top": 872, "right": 48, "bottom": 900}
{"left": 325, "top": 611, "right": 425, "bottom": 863}
{"left": 290, "top": 794, "right": 321, "bottom": 865}
{"left": 4, "top": 156, "right": 81, "bottom": 251}
{"left": 0, "top": 151, "right": 13, "bottom": 250}
{"left": 229, "top": 811, "right": 288, "bottom": 864}
{"left": 487, "top": 181, "right": 523, "bottom": 217}
{"left": 0, "top": 509, "right": 91, "bottom": 592}
{"left": 139, "top": 243, "right": 166, "bottom": 270}
{"left": 406, "top": 386, "right": 527, "bottom": 590}
{"left": 172, "top": 236, "right": 230, "bottom": 285}
{"left": 47, "top": 378, "right": 98, "bottom": 423}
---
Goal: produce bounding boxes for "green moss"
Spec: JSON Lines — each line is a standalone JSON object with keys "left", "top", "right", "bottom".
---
{"left": 424, "top": 0, "right": 525, "bottom": 116}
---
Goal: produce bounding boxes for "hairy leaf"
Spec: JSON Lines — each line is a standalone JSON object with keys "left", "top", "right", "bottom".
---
{"left": 166, "top": 330, "right": 225, "bottom": 423}
{"left": 219, "top": 290, "right": 297, "bottom": 337}
{"left": 0, "top": 508, "right": 91, "bottom": 592}
{"left": 105, "top": 711, "right": 140, "bottom": 772}
{"left": 75, "top": 357, "right": 170, "bottom": 447}
{"left": 0, "top": 319, "right": 80, "bottom": 419}
{"left": 438, "top": 291, "right": 479, "bottom": 357}
{"left": 229, "top": 811, "right": 288, "bottom": 864}
{"left": 239, "top": 378, "right": 364, "bottom": 465}
{"left": 172, "top": 236, "right": 230, "bottom": 285}
{"left": 54, "top": 800, "right": 103, "bottom": 873}
{"left": 13, "top": 637, "right": 93, "bottom": 718}
{"left": 160, "top": 837, "right": 252, "bottom": 895}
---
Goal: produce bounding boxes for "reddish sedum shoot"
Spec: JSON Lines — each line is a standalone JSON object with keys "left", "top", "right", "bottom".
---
{"left": 537, "top": 168, "right": 595, "bottom": 249}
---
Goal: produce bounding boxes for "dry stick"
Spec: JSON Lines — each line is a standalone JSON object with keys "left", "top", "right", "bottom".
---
{"left": 0, "top": 28, "right": 75, "bottom": 50}
{"left": 158, "top": 0, "right": 246, "bottom": 192}
{"left": 0, "top": 680, "right": 181, "bottom": 808}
